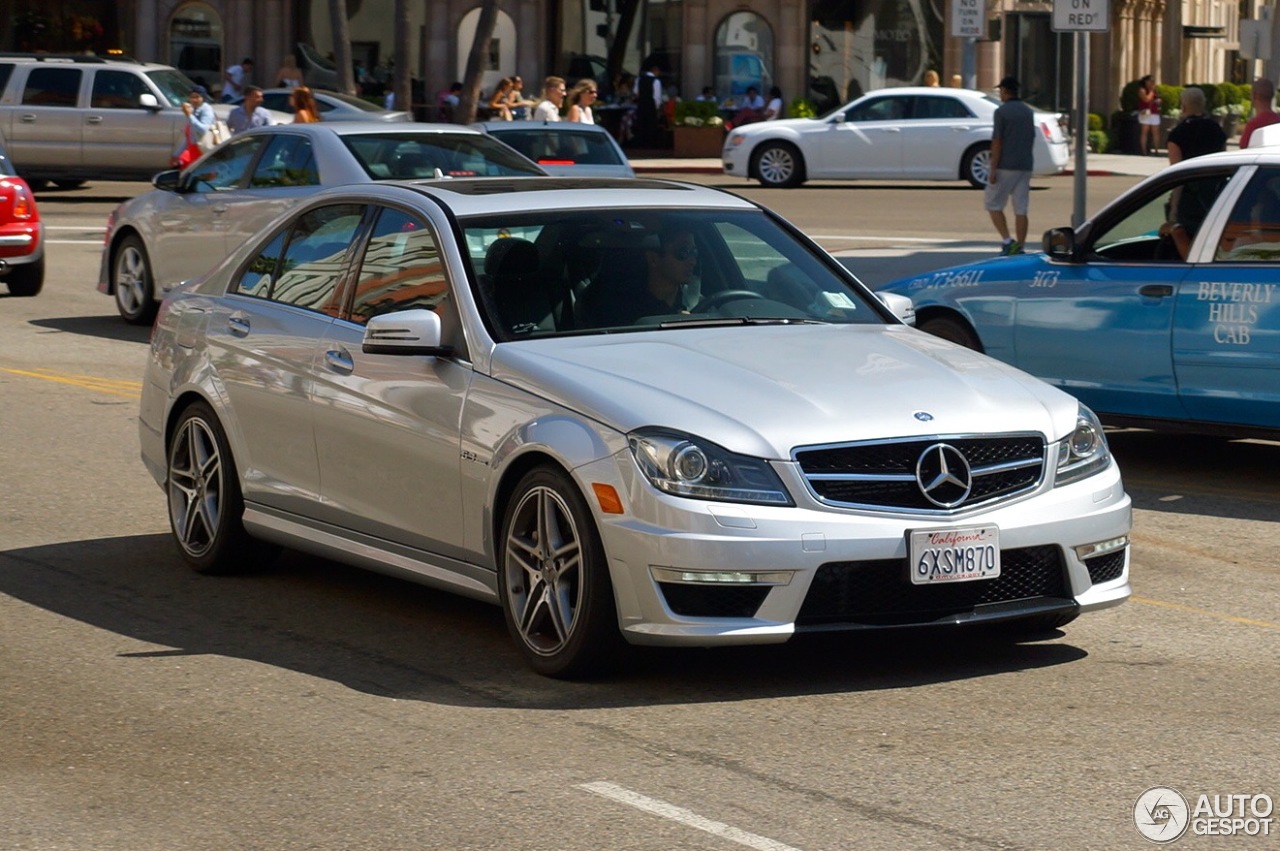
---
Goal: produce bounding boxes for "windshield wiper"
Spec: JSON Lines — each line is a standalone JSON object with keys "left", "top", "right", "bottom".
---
{"left": 656, "top": 316, "right": 826, "bottom": 329}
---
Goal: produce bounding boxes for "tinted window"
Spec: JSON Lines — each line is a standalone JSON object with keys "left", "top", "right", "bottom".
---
{"left": 1216, "top": 167, "right": 1280, "bottom": 262}
{"left": 269, "top": 204, "right": 365, "bottom": 313}
{"left": 341, "top": 133, "right": 544, "bottom": 179}
{"left": 0, "top": 64, "right": 14, "bottom": 96}
{"left": 22, "top": 68, "right": 82, "bottom": 107}
{"left": 260, "top": 92, "right": 295, "bottom": 114}
{"left": 250, "top": 135, "right": 319, "bottom": 187}
{"left": 349, "top": 208, "right": 449, "bottom": 323}
{"left": 486, "top": 129, "right": 623, "bottom": 166}
{"left": 235, "top": 231, "right": 285, "bottom": 298}
{"left": 911, "top": 96, "right": 973, "bottom": 119}
{"left": 91, "top": 70, "right": 150, "bottom": 109}
{"left": 187, "top": 136, "right": 266, "bottom": 192}
{"left": 844, "top": 97, "right": 906, "bottom": 122}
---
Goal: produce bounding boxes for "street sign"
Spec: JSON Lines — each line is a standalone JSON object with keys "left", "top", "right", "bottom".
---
{"left": 951, "top": 0, "right": 983, "bottom": 38}
{"left": 1052, "top": 0, "right": 1111, "bottom": 32}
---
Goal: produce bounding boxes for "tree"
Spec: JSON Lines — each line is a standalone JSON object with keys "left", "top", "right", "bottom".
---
{"left": 605, "top": 0, "right": 644, "bottom": 92}
{"left": 328, "top": 0, "right": 356, "bottom": 95}
{"left": 456, "top": 0, "right": 500, "bottom": 124}
{"left": 393, "top": 0, "right": 411, "bottom": 114}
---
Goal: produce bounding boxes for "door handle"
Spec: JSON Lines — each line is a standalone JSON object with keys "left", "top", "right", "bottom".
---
{"left": 211, "top": 205, "right": 229, "bottom": 215}
{"left": 952, "top": 126, "right": 971, "bottom": 131}
{"left": 1139, "top": 284, "right": 1174, "bottom": 298}
{"left": 325, "top": 348, "right": 354, "bottom": 374}
{"left": 228, "top": 315, "right": 250, "bottom": 336}
{"left": 87, "top": 116, "right": 103, "bottom": 124}
{"left": 19, "top": 114, "right": 36, "bottom": 123}
{"left": 878, "top": 127, "right": 902, "bottom": 133}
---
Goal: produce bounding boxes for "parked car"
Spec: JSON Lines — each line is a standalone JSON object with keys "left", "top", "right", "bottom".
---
{"left": 721, "top": 87, "right": 1068, "bottom": 189}
{"left": 880, "top": 148, "right": 1280, "bottom": 439}
{"left": 472, "top": 120, "right": 635, "bottom": 177}
{"left": 98, "top": 121, "right": 545, "bottom": 323}
{"left": 0, "top": 137, "right": 43, "bottom": 296}
{"left": 255, "top": 88, "right": 412, "bottom": 123}
{"left": 140, "top": 177, "right": 1131, "bottom": 678}
{"left": 0, "top": 53, "right": 286, "bottom": 186}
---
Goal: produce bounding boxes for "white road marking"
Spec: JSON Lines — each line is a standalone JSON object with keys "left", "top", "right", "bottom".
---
{"left": 578, "top": 781, "right": 806, "bottom": 851}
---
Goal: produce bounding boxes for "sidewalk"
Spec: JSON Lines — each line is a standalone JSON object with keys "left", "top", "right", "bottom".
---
{"left": 628, "top": 151, "right": 1172, "bottom": 178}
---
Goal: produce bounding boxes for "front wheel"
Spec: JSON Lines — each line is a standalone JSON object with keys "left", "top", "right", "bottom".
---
{"left": 753, "top": 142, "right": 805, "bottom": 188}
{"left": 499, "top": 466, "right": 623, "bottom": 678}
{"left": 962, "top": 144, "right": 992, "bottom": 189}
{"left": 919, "top": 315, "right": 983, "bottom": 352}
{"left": 112, "top": 235, "right": 158, "bottom": 325}
{"left": 4, "top": 257, "right": 44, "bottom": 297}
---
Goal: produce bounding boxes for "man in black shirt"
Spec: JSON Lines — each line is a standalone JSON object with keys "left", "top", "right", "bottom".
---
{"left": 1167, "top": 87, "right": 1227, "bottom": 163}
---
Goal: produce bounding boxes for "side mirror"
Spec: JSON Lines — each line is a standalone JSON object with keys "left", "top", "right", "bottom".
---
{"left": 152, "top": 169, "right": 183, "bottom": 192}
{"left": 362, "top": 309, "right": 453, "bottom": 357}
{"left": 139, "top": 93, "right": 161, "bottom": 111}
{"left": 831, "top": 112, "right": 847, "bottom": 124}
{"left": 876, "top": 292, "right": 917, "bottom": 326}
{"left": 1043, "top": 226, "right": 1077, "bottom": 260}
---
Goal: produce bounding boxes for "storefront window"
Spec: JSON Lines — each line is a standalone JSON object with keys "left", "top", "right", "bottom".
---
{"left": 168, "top": 2, "right": 223, "bottom": 93}
{"left": 809, "top": 0, "right": 941, "bottom": 114}
{"left": 714, "top": 12, "right": 775, "bottom": 106}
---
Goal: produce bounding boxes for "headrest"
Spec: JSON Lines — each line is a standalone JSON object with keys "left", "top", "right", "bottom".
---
{"left": 484, "top": 237, "right": 539, "bottom": 277}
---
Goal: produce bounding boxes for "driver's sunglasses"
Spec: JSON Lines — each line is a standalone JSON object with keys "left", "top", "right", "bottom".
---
{"left": 669, "top": 245, "right": 698, "bottom": 261}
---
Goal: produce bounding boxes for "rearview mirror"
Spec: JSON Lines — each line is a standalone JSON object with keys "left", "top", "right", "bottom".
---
{"left": 1043, "top": 226, "right": 1077, "bottom": 260}
{"left": 362, "top": 309, "right": 453, "bottom": 357}
{"left": 876, "top": 292, "right": 916, "bottom": 326}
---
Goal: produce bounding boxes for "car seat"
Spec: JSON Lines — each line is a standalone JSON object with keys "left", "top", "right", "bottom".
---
{"left": 483, "top": 237, "right": 555, "bottom": 338}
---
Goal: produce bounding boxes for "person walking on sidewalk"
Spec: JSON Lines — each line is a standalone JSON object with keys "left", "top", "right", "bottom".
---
{"left": 986, "top": 76, "right": 1036, "bottom": 255}
{"left": 1240, "top": 78, "right": 1280, "bottom": 149}
{"left": 1136, "top": 75, "right": 1161, "bottom": 155}
{"left": 1167, "top": 87, "right": 1226, "bottom": 164}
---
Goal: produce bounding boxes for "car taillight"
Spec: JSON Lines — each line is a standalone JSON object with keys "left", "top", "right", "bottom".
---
{"left": 1040, "top": 122, "right": 1053, "bottom": 140}
{"left": 7, "top": 181, "right": 33, "bottom": 220}
{"left": 103, "top": 208, "right": 117, "bottom": 246}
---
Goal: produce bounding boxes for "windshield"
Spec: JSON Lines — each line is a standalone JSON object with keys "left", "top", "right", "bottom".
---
{"left": 485, "top": 128, "right": 624, "bottom": 166}
{"left": 460, "top": 208, "right": 885, "bottom": 341}
{"left": 147, "top": 68, "right": 201, "bottom": 107}
{"left": 341, "top": 133, "right": 545, "bottom": 179}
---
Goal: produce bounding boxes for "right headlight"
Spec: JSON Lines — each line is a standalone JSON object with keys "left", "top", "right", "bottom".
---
{"left": 627, "top": 428, "right": 792, "bottom": 506}
{"left": 1054, "top": 404, "right": 1112, "bottom": 486}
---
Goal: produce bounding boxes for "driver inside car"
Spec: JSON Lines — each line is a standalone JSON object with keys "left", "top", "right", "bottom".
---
{"left": 581, "top": 226, "right": 698, "bottom": 326}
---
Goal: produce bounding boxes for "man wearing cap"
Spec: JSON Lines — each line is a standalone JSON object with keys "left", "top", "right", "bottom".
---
{"left": 172, "top": 85, "right": 216, "bottom": 167}
{"left": 986, "top": 76, "right": 1036, "bottom": 255}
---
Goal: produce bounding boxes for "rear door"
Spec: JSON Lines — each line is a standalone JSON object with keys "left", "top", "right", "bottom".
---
{"left": 898, "top": 95, "right": 985, "bottom": 179}
{"left": 9, "top": 66, "right": 85, "bottom": 171}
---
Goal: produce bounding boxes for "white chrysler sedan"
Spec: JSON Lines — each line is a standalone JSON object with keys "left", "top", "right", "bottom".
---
{"left": 140, "top": 178, "right": 1130, "bottom": 678}
{"left": 722, "top": 87, "right": 1069, "bottom": 188}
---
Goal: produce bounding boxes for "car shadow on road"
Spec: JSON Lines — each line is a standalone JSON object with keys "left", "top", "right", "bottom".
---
{"left": 0, "top": 534, "right": 1088, "bottom": 709}
{"left": 29, "top": 315, "right": 152, "bottom": 344}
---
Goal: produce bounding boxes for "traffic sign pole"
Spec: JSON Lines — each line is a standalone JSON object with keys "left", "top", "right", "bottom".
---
{"left": 1073, "top": 32, "right": 1089, "bottom": 228}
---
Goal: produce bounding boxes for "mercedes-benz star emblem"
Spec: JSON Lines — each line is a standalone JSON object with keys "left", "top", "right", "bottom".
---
{"left": 913, "top": 411, "right": 934, "bottom": 422}
{"left": 916, "top": 443, "right": 973, "bottom": 508}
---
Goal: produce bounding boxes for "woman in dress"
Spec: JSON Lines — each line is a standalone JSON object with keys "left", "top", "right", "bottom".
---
{"left": 505, "top": 76, "right": 536, "bottom": 120}
{"left": 566, "top": 79, "right": 598, "bottom": 124}
{"left": 274, "top": 55, "right": 304, "bottom": 89}
{"left": 763, "top": 86, "right": 785, "bottom": 121}
{"left": 487, "top": 77, "right": 514, "bottom": 121}
{"left": 1137, "top": 75, "right": 1161, "bottom": 156}
{"left": 291, "top": 86, "right": 321, "bottom": 123}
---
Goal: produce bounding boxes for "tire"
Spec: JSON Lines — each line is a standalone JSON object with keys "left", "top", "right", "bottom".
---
{"left": 962, "top": 143, "right": 992, "bottom": 189}
{"left": 112, "top": 234, "right": 158, "bottom": 325}
{"left": 752, "top": 142, "right": 805, "bottom": 188}
{"left": 498, "top": 466, "right": 624, "bottom": 678}
{"left": 166, "top": 401, "right": 277, "bottom": 575}
{"left": 4, "top": 256, "right": 44, "bottom": 297}
{"left": 918, "top": 315, "right": 983, "bottom": 352}
{"left": 53, "top": 179, "right": 86, "bottom": 190}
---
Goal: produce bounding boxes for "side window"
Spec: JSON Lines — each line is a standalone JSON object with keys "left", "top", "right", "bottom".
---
{"left": 1215, "top": 168, "right": 1280, "bottom": 262}
{"left": 912, "top": 96, "right": 972, "bottom": 120}
{"left": 0, "top": 64, "right": 14, "bottom": 96}
{"left": 250, "top": 136, "right": 318, "bottom": 187}
{"left": 349, "top": 208, "right": 449, "bottom": 324}
{"left": 270, "top": 204, "right": 365, "bottom": 314}
{"left": 22, "top": 68, "right": 82, "bottom": 107}
{"left": 187, "top": 136, "right": 265, "bottom": 193}
{"left": 234, "top": 231, "right": 286, "bottom": 298}
{"left": 90, "top": 70, "right": 149, "bottom": 109}
{"left": 1090, "top": 171, "right": 1233, "bottom": 262}
{"left": 845, "top": 97, "right": 905, "bottom": 122}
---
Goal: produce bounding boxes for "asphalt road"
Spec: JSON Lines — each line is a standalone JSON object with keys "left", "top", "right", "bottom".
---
{"left": 1, "top": 178, "right": 1277, "bottom": 850}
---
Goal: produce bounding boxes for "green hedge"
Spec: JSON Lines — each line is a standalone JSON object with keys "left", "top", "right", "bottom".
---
{"left": 1087, "top": 130, "right": 1110, "bottom": 153}
{"left": 1119, "top": 79, "right": 1250, "bottom": 116}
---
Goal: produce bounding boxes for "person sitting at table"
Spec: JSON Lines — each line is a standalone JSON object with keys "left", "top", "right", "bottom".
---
{"left": 730, "top": 86, "right": 767, "bottom": 128}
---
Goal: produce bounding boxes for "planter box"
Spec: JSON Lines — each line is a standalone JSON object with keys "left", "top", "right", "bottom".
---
{"left": 673, "top": 126, "right": 725, "bottom": 158}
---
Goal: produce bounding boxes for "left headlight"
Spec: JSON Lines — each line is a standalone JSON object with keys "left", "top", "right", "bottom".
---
{"left": 628, "top": 428, "right": 793, "bottom": 506}
{"left": 1055, "top": 404, "right": 1111, "bottom": 486}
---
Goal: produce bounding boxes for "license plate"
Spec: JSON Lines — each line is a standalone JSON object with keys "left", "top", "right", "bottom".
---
{"left": 909, "top": 526, "right": 1001, "bottom": 585}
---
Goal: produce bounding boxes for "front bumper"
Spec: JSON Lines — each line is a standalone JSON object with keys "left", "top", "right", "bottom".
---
{"left": 578, "top": 451, "right": 1131, "bottom": 647}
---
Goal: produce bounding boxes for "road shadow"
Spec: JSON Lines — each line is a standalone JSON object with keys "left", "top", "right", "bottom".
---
{"left": 1107, "top": 430, "right": 1280, "bottom": 521}
{"left": 0, "top": 534, "right": 1087, "bottom": 709}
{"left": 29, "top": 315, "right": 152, "bottom": 344}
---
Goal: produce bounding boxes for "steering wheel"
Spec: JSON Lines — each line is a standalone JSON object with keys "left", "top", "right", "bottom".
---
{"left": 693, "top": 290, "right": 766, "bottom": 313}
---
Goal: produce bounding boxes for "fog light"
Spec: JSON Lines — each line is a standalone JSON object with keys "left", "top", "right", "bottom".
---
{"left": 1074, "top": 535, "right": 1128, "bottom": 560}
{"left": 650, "top": 567, "right": 794, "bottom": 585}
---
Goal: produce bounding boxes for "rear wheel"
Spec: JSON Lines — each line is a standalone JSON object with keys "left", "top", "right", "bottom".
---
{"left": 919, "top": 315, "right": 982, "bottom": 351}
{"left": 753, "top": 142, "right": 805, "bottom": 188}
{"left": 4, "top": 257, "right": 44, "bottom": 297}
{"left": 499, "top": 466, "right": 623, "bottom": 678}
{"left": 962, "top": 143, "right": 992, "bottom": 189}
{"left": 112, "top": 235, "right": 158, "bottom": 325}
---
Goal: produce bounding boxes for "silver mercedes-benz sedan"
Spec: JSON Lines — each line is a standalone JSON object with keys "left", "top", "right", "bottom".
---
{"left": 98, "top": 121, "right": 544, "bottom": 324}
{"left": 140, "top": 178, "right": 1131, "bottom": 678}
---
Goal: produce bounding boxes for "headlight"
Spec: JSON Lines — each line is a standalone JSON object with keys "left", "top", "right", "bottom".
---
{"left": 727, "top": 133, "right": 747, "bottom": 147}
{"left": 628, "top": 428, "right": 792, "bottom": 506}
{"left": 1055, "top": 405, "right": 1111, "bottom": 485}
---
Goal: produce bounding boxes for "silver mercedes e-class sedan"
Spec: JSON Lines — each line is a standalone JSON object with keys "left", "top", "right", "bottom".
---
{"left": 139, "top": 177, "right": 1131, "bottom": 677}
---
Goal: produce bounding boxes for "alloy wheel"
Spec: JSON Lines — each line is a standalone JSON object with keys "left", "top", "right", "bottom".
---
{"left": 503, "top": 485, "right": 585, "bottom": 657}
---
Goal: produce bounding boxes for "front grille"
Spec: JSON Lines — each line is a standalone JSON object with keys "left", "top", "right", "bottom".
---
{"left": 797, "top": 545, "right": 1069, "bottom": 627}
{"left": 658, "top": 583, "right": 772, "bottom": 618}
{"left": 795, "top": 435, "right": 1045, "bottom": 512}
{"left": 1085, "top": 549, "right": 1126, "bottom": 585}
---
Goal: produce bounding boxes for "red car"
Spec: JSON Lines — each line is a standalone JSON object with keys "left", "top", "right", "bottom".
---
{"left": 0, "top": 142, "right": 43, "bottom": 297}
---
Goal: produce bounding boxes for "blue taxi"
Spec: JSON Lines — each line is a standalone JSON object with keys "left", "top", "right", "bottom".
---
{"left": 881, "top": 149, "right": 1279, "bottom": 438}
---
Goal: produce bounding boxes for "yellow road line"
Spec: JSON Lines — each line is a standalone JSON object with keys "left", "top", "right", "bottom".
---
{"left": 0, "top": 366, "right": 142, "bottom": 399}
{"left": 1132, "top": 596, "right": 1280, "bottom": 631}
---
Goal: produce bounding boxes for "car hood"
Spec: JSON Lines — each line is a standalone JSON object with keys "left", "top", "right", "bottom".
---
{"left": 734, "top": 117, "right": 819, "bottom": 136}
{"left": 488, "top": 324, "right": 1078, "bottom": 459}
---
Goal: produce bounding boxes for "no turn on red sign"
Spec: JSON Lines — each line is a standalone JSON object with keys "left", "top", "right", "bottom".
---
{"left": 1052, "top": 0, "right": 1111, "bottom": 31}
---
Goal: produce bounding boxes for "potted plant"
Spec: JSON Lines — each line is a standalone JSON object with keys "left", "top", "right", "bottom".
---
{"left": 672, "top": 100, "right": 726, "bottom": 158}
